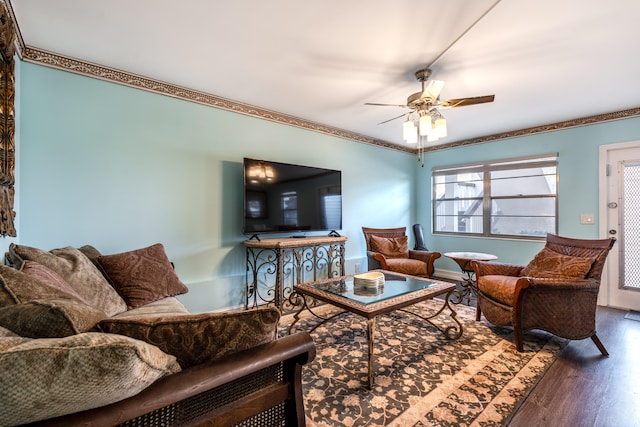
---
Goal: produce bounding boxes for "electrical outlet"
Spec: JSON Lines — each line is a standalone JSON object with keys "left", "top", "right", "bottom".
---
{"left": 355, "top": 263, "right": 361, "bottom": 273}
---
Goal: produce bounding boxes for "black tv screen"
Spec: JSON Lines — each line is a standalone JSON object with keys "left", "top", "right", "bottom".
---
{"left": 243, "top": 158, "right": 342, "bottom": 235}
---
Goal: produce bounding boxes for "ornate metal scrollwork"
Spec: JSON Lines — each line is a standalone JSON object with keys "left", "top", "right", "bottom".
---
{"left": 244, "top": 237, "right": 347, "bottom": 312}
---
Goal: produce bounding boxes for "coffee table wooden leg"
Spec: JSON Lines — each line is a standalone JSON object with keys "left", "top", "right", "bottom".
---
{"left": 367, "top": 317, "right": 376, "bottom": 389}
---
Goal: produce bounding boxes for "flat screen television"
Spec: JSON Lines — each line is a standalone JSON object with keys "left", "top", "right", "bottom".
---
{"left": 243, "top": 158, "right": 342, "bottom": 237}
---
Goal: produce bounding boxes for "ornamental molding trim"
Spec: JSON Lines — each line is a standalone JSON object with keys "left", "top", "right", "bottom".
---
{"left": 4, "top": 0, "right": 638, "bottom": 158}
{"left": 19, "top": 45, "right": 413, "bottom": 154}
{"left": 426, "top": 107, "right": 640, "bottom": 152}
{"left": 16, "top": 45, "right": 640, "bottom": 155}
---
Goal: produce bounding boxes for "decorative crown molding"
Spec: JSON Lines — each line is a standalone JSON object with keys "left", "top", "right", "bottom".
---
{"left": 5, "top": 0, "right": 640, "bottom": 156}
{"left": 19, "top": 45, "right": 414, "bottom": 154}
{"left": 426, "top": 107, "right": 640, "bottom": 152}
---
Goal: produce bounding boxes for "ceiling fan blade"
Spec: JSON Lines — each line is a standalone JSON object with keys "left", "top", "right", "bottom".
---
{"left": 365, "top": 102, "right": 408, "bottom": 108}
{"left": 378, "top": 112, "right": 408, "bottom": 125}
{"left": 421, "top": 80, "right": 445, "bottom": 101}
{"left": 438, "top": 95, "right": 495, "bottom": 108}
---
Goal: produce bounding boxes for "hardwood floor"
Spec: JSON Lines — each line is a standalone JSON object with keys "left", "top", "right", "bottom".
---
{"left": 508, "top": 306, "right": 640, "bottom": 427}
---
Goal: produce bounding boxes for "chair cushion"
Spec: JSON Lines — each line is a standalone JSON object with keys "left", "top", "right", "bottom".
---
{"left": 8, "top": 244, "right": 127, "bottom": 316}
{"left": 96, "top": 308, "right": 280, "bottom": 368}
{"left": 385, "top": 258, "right": 427, "bottom": 276}
{"left": 96, "top": 243, "right": 189, "bottom": 309}
{"left": 477, "top": 275, "right": 520, "bottom": 306}
{"left": 0, "top": 298, "right": 107, "bottom": 338}
{"left": 370, "top": 235, "right": 409, "bottom": 258}
{"left": 0, "top": 332, "right": 181, "bottom": 426}
{"left": 521, "top": 247, "right": 595, "bottom": 279}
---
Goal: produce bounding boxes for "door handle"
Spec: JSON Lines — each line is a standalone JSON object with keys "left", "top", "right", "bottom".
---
{"left": 609, "top": 229, "right": 617, "bottom": 235}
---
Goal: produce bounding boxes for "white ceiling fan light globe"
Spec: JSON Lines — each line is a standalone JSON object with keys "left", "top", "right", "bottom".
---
{"left": 419, "top": 114, "right": 433, "bottom": 136}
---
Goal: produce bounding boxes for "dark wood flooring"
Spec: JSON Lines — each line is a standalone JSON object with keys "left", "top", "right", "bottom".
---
{"left": 508, "top": 306, "right": 640, "bottom": 427}
{"left": 440, "top": 279, "right": 640, "bottom": 427}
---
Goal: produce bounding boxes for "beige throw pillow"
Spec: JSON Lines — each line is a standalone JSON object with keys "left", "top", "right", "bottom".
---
{"left": 0, "top": 299, "right": 107, "bottom": 338}
{"left": 20, "top": 260, "right": 86, "bottom": 302}
{"left": 9, "top": 244, "right": 127, "bottom": 316}
{"left": 0, "top": 332, "right": 181, "bottom": 425}
{"left": 0, "top": 265, "right": 81, "bottom": 308}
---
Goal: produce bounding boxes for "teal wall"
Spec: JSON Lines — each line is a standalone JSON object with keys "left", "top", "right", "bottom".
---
{"left": 13, "top": 60, "right": 640, "bottom": 310}
{"left": 418, "top": 118, "right": 640, "bottom": 273}
{"left": 15, "top": 61, "right": 416, "bottom": 312}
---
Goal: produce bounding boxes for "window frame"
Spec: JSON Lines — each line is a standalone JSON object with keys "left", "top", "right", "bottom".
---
{"left": 432, "top": 153, "right": 558, "bottom": 240}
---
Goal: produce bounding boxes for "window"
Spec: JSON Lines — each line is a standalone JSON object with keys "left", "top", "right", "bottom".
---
{"left": 320, "top": 185, "right": 342, "bottom": 230}
{"left": 281, "top": 191, "right": 298, "bottom": 225}
{"left": 433, "top": 154, "right": 558, "bottom": 239}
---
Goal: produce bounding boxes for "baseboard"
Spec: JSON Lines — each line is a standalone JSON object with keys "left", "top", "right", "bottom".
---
{"left": 434, "top": 269, "right": 464, "bottom": 282}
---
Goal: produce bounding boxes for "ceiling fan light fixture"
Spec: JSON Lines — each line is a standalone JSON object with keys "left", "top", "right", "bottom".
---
{"left": 419, "top": 114, "right": 433, "bottom": 136}
{"left": 367, "top": 65, "right": 494, "bottom": 164}
{"left": 407, "top": 127, "right": 418, "bottom": 144}
{"left": 403, "top": 118, "right": 417, "bottom": 142}
{"left": 434, "top": 116, "right": 447, "bottom": 138}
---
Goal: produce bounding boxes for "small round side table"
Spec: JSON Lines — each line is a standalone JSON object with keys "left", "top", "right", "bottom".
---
{"left": 444, "top": 252, "right": 498, "bottom": 305}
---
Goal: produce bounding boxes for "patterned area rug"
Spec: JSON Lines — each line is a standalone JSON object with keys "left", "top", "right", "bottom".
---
{"left": 281, "top": 299, "right": 566, "bottom": 427}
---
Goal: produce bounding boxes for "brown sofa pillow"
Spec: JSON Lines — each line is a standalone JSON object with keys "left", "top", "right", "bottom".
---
{"left": 521, "top": 247, "right": 595, "bottom": 279}
{"left": 8, "top": 244, "right": 127, "bottom": 316}
{"left": 0, "top": 265, "right": 81, "bottom": 308}
{"left": 96, "top": 243, "right": 188, "bottom": 309}
{"left": 96, "top": 307, "right": 280, "bottom": 368}
{"left": 369, "top": 235, "right": 409, "bottom": 258}
{"left": 0, "top": 299, "right": 107, "bottom": 338}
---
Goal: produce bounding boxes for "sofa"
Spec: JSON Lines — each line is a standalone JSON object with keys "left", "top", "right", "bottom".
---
{"left": 0, "top": 242, "right": 315, "bottom": 426}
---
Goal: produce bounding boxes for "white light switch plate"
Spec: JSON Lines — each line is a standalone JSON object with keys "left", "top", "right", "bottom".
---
{"left": 580, "top": 214, "right": 595, "bottom": 224}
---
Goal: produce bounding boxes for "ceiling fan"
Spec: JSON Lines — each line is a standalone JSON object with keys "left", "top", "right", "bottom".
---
{"left": 365, "top": 68, "right": 495, "bottom": 139}
{"left": 364, "top": 0, "right": 501, "bottom": 167}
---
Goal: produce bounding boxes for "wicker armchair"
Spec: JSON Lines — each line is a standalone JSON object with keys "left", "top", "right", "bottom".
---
{"left": 362, "top": 227, "right": 441, "bottom": 278}
{"left": 473, "top": 233, "right": 615, "bottom": 355}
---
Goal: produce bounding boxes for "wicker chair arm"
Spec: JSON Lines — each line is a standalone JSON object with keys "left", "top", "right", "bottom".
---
{"left": 473, "top": 261, "right": 524, "bottom": 277}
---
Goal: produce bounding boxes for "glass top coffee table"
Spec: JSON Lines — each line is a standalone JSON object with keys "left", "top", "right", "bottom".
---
{"left": 288, "top": 270, "right": 462, "bottom": 389}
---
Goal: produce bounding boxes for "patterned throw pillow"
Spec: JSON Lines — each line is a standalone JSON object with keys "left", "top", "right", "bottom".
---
{"left": 96, "top": 243, "right": 188, "bottom": 309}
{"left": 369, "top": 235, "right": 409, "bottom": 259}
{"left": 96, "top": 307, "right": 280, "bottom": 368}
{"left": 521, "top": 247, "right": 595, "bottom": 279}
{"left": 8, "top": 244, "right": 127, "bottom": 316}
{"left": 0, "top": 332, "right": 181, "bottom": 425}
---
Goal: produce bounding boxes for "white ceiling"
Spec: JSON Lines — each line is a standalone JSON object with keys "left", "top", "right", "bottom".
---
{"left": 9, "top": 0, "right": 640, "bottom": 148}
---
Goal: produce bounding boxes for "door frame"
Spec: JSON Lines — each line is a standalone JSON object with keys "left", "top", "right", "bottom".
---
{"left": 598, "top": 139, "right": 640, "bottom": 306}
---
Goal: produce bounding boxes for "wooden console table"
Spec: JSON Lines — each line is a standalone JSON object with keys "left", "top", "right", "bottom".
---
{"left": 244, "top": 236, "right": 347, "bottom": 310}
